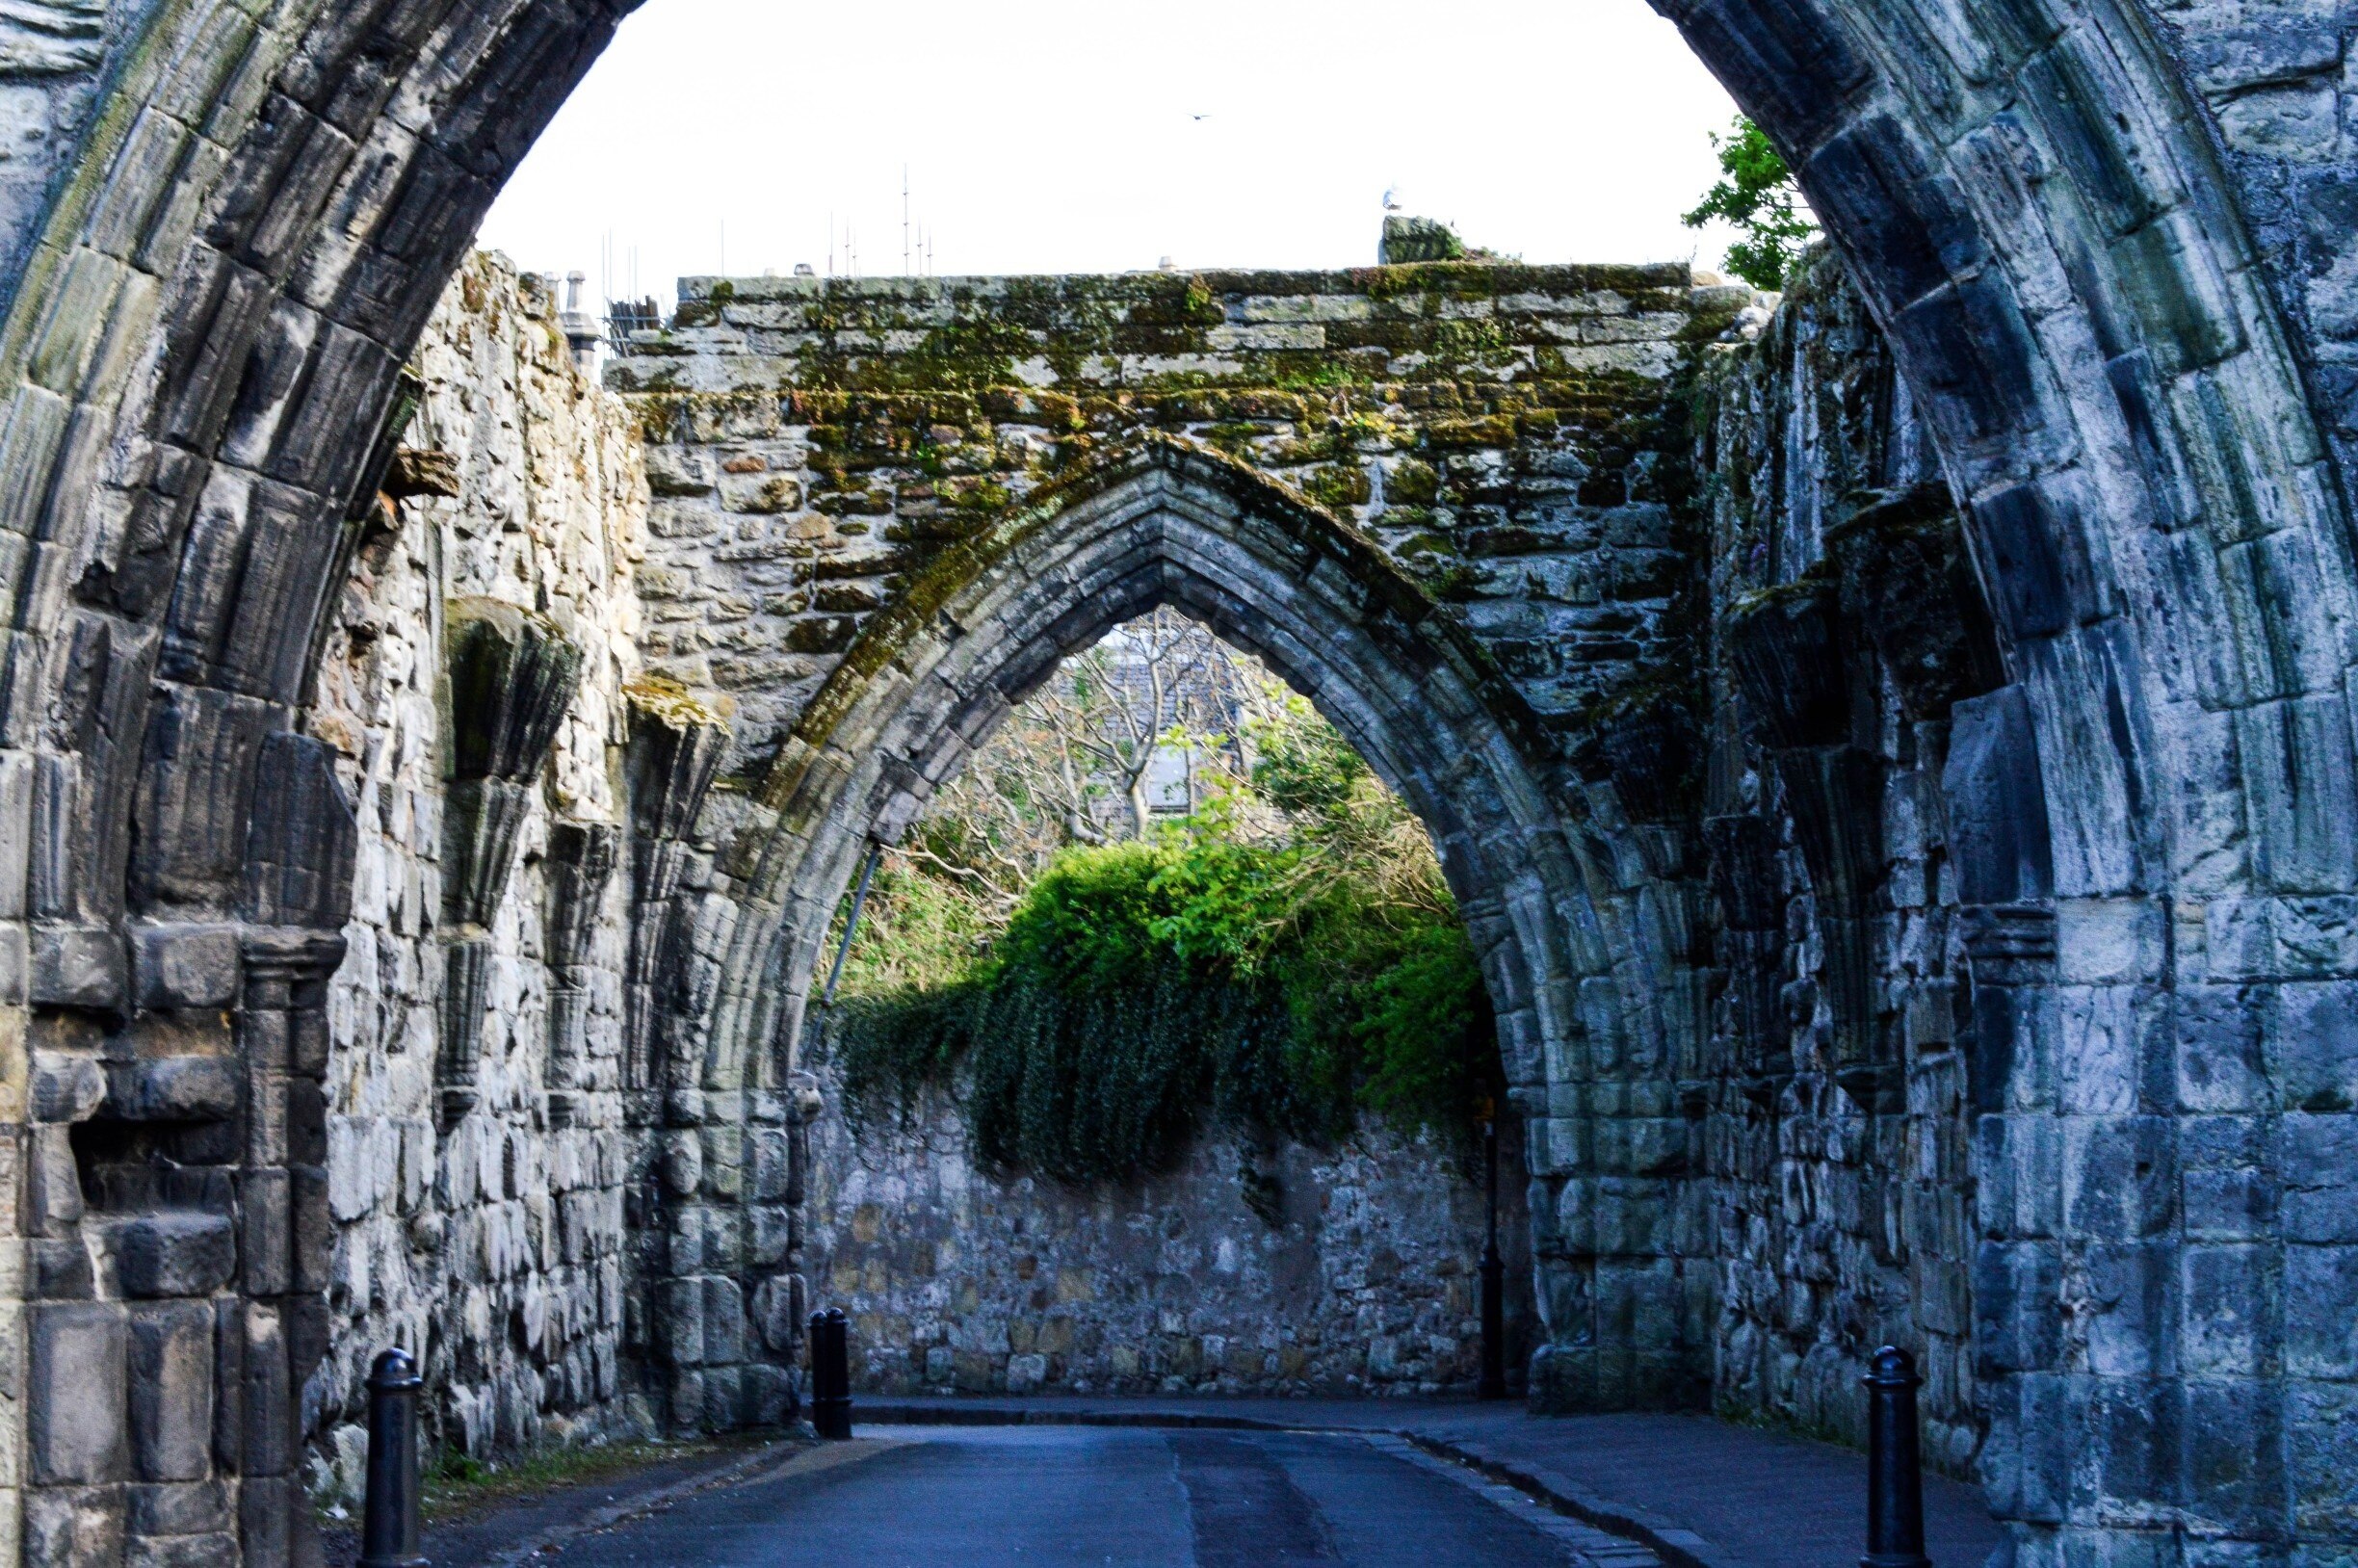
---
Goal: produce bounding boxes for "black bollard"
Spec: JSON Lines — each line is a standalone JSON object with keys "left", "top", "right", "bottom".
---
{"left": 810, "top": 1309, "right": 853, "bottom": 1441}
{"left": 361, "top": 1348, "right": 428, "bottom": 1568}
{"left": 1862, "top": 1346, "right": 1931, "bottom": 1568}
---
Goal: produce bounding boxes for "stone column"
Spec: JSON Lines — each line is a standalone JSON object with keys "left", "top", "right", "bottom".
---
{"left": 439, "top": 600, "right": 586, "bottom": 1128}
{"left": 620, "top": 682, "right": 727, "bottom": 1093}
{"left": 543, "top": 822, "right": 619, "bottom": 1119}
{"left": 232, "top": 928, "right": 345, "bottom": 1568}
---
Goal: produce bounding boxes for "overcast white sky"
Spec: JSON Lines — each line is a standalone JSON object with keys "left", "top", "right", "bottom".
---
{"left": 480, "top": 0, "right": 1742, "bottom": 305}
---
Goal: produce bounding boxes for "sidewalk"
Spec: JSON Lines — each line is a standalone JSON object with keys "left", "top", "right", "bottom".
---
{"left": 860, "top": 1394, "right": 2005, "bottom": 1568}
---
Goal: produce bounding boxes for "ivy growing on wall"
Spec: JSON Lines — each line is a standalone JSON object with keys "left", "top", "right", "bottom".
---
{"left": 821, "top": 641, "right": 1500, "bottom": 1186}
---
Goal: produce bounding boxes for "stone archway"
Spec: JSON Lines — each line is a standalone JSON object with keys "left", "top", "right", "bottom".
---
{"left": 666, "top": 436, "right": 1691, "bottom": 1409}
{"left": 0, "top": 0, "right": 2348, "bottom": 1561}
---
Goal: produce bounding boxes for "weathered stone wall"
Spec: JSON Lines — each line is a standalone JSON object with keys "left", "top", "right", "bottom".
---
{"left": 1690, "top": 251, "right": 1986, "bottom": 1471}
{"left": 613, "top": 263, "right": 1728, "bottom": 1421}
{"left": 617, "top": 264, "right": 1718, "bottom": 779}
{"left": 804, "top": 1074, "right": 1533, "bottom": 1399}
{"left": 302, "top": 252, "right": 647, "bottom": 1494}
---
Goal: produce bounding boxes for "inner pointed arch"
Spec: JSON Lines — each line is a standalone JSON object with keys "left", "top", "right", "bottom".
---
{"left": 694, "top": 441, "right": 1612, "bottom": 1111}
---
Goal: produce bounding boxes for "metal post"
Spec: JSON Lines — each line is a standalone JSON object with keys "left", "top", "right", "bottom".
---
{"left": 361, "top": 1348, "right": 428, "bottom": 1568}
{"left": 1479, "top": 1103, "right": 1507, "bottom": 1399}
{"left": 811, "top": 1309, "right": 853, "bottom": 1440}
{"left": 1862, "top": 1346, "right": 1931, "bottom": 1568}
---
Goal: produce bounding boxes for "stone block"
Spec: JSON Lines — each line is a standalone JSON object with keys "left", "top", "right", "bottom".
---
{"left": 656, "top": 1278, "right": 703, "bottom": 1368}
{"left": 128, "top": 1302, "right": 213, "bottom": 1481}
{"left": 237, "top": 1475, "right": 291, "bottom": 1567}
{"left": 30, "top": 1302, "right": 127, "bottom": 1484}
{"left": 1975, "top": 1241, "right": 2062, "bottom": 1376}
{"left": 2286, "top": 1242, "right": 2358, "bottom": 1378}
{"left": 238, "top": 1170, "right": 289, "bottom": 1295}
{"left": 291, "top": 1165, "right": 331, "bottom": 1293}
{"left": 2180, "top": 1114, "right": 2275, "bottom": 1242}
{"left": 127, "top": 1532, "right": 241, "bottom": 1568}
{"left": 704, "top": 1126, "right": 743, "bottom": 1200}
{"left": 29, "top": 1052, "right": 103, "bottom": 1123}
{"left": 107, "top": 1058, "right": 237, "bottom": 1123}
{"left": 33, "top": 1238, "right": 93, "bottom": 1297}
{"left": 2175, "top": 984, "right": 2269, "bottom": 1115}
{"left": 27, "top": 1125, "right": 81, "bottom": 1236}
{"left": 2179, "top": 1243, "right": 2274, "bottom": 1378}
{"left": 2264, "top": 979, "right": 2358, "bottom": 1113}
{"left": 30, "top": 926, "right": 127, "bottom": 1011}
{"left": 661, "top": 1131, "right": 701, "bottom": 1197}
{"left": 211, "top": 1300, "right": 242, "bottom": 1477}
{"left": 239, "top": 1306, "right": 288, "bottom": 1478}
{"left": 240, "top": 730, "right": 358, "bottom": 930}
{"left": 2289, "top": 1383, "right": 2358, "bottom": 1543}
{"left": 2062, "top": 1116, "right": 2175, "bottom": 1241}
{"left": 2081, "top": 1242, "right": 2174, "bottom": 1379}
{"left": 666, "top": 1371, "right": 704, "bottom": 1435}
{"left": 132, "top": 925, "right": 241, "bottom": 1010}
{"left": 2056, "top": 900, "right": 2164, "bottom": 986}
{"left": 113, "top": 1213, "right": 235, "bottom": 1299}
{"left": 701, "top": 1277, "right": 744, "bottom": 1367}
{"left": 2238, "top": 695, "right": 2358, "bottom": 894}
{"left": 2177, "top": 1379, "right": 2284, "bottom": 1529}
{"left": 744, "top": 1363, "right": 791, "bottom": 1426}
{"left": 23, "top": 1484, "right": 125, "bottom": 1568}
{"left": 2277, "top": 1115, "right": 2358, "bottom": 1243}
{"left": 1977, "top": 1112, "right": 2062, "bottom": 1241}
{"left": 127, "top": 1479, "right": 231, "bottom": 1537}
{"left": 1006, "top": 1352, "right": 1047, "bottom": 1394}
{"left": 2075, "top": 1374, "right": 2182, "bottom": 1520}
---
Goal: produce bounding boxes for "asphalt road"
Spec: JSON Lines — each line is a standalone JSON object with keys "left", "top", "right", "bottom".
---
{"left": 539, "top": 1424, "right": 1645, "bottom": 1567}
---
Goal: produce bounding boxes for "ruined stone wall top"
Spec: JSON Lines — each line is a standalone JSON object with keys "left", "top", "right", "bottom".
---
{"left": 615, "top": 264, "right": 1744, "bottom": 784}
{"left": 619, "top": 264, "right": 1700, "bottom": 396}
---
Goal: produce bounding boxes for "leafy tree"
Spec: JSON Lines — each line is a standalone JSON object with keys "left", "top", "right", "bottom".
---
{"left": 1684, "top": 117, "right": 1820, "bottom": 292}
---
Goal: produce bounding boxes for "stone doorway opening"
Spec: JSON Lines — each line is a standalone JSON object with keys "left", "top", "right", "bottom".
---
{"left": 798, "top": 605, "right": 1537, "bottom": 1402}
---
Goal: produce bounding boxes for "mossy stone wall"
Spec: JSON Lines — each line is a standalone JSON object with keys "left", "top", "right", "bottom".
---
{"left": 616, "top": 264, "right": 1742, "bottom": 785}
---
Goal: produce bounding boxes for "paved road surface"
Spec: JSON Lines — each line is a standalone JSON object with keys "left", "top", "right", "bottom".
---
{"left": 541, "top": 1424, "right": 1658, "bottom": 1567}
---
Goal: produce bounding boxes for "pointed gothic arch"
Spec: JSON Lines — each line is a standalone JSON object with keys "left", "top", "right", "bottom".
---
{"left": 0, "top": 0, "right": 2345, "bottom": 1558}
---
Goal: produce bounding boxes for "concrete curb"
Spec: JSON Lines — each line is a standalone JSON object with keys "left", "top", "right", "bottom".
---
{"left": 858, "top": 1401, "right": 1747, "bottom": 1567}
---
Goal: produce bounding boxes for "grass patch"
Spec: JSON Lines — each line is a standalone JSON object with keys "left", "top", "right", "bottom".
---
{"left": 417, "top": 1434, "right": 770, "bottom": 1520}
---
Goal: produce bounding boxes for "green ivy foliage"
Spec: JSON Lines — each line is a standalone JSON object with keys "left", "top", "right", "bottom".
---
{"left": 826, "top": 694, "right": 1500, "bottom": 1185}
{"left": 1683, "top": 117, "right": 1820, "bottom": 292}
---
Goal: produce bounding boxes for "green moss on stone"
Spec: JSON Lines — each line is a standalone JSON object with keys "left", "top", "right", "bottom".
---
{"left": 1302, "top": 464, "right": 1374, "bottom": 510}
{"left": 1387, "top": 459, "right": 1441, "bottom": 506}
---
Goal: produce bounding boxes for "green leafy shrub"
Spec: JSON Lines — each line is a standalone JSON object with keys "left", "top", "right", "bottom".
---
{"left": 1684, "top": 117, "right": 1820, "bottom": 292}
{"left": 827, "top": 692, "right": 1500, "bottom": 1184}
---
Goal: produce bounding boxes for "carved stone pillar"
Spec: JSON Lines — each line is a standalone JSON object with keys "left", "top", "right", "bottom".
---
{"left": 621, "top": 681, "right": 727, "bottom": 1092}
{"left": 439, "top": 600, "right": 584, "bottom": 1127}
{"left": 543, "top": 821, "right": 618, "bottom": 1123}
{"left": 230, "top": 928, "right": 346, "bottom": 1568}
